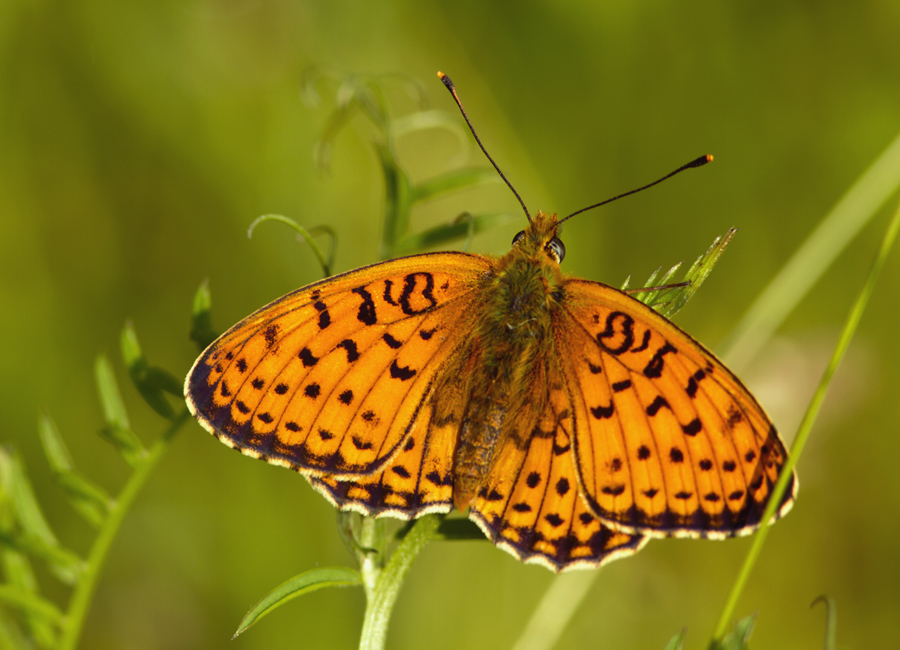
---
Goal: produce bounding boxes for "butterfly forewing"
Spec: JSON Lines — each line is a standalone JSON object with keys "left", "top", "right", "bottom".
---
{"left": 557, "top": 279, "right": 795, "bottom": 538}
{"left": 186, "top": 252, "right": 491, "bottom": 477}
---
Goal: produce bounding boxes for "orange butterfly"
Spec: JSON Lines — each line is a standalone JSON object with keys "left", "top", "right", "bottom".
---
{"left": 185, "top": 72, "right": 795, "bottom": 571}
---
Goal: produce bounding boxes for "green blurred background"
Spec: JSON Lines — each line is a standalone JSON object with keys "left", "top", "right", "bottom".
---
{"left": 2, "top": 2, "right": 899, "bottom": 648}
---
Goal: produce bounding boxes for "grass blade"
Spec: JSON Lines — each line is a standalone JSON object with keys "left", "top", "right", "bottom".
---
{"left": 233, "top": 566, "right": 362, "bottom": 638}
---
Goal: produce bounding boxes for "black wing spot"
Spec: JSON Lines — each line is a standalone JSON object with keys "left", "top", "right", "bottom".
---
{"left": 637, "top": 446, "right": 651, "bottom": 460}
{"left": 601, "top": 484, "right": 625, "bottom": 496}
{"left": 682, "top": 418, "right": 702, "bottom": 436}
{"left": 669, "top": 448, "right": 684, "bottom": 463}
{"left": 382, "top": 333, "right": 403, "bottom": 349}
{"left": 403, "top": 437, "right": 415, "bottom": 451}
{"left": 257, "top": 412, "right": 273, "bottom": 424}
{"left": 646, "top": 395, "right": 669, "bottom": 416}
{"left": 251, "top": 377, "right": 264, "bottom": 390}
{"left": 587, "top": 361, "right": 603, "bottom": 374}
{"left": 597, "top": 311, "right": 636, "bottom": 355}
{"left": 420, "top": 327, "right": 437, "bottom": 340}
{"left": 555, "top": 477, "right": 570, "bottom": 496}
{"left": 723, "top": 460, "right": 737, "bottom": 472}
{"left": 579, "top": 512, "right": 595, "bottom": 524}
{"left": 318, "top": 428, "right": 334, "bottom": 441}
{"left": 274, "top": 383, "right": 289, "bottom": 395}
{"left": 285, "top": 421, "right": 301, "bottom": 432}
{"left": 526, "top": 472, "right": 542, "bottom": 488}
{"left": 512, "top": 502, "right": 532, "bottom": 513}
{"left": 337, "top": 339, "right": 360, "bottom": 363}
{"left": 610, "top": 457, "right": 623, "bottom": 472}
{"left": 643, "top": 488, "right": 659, "bottom": 498}
{"left": 352, "top": 436, "right": 373, "bottom": 451}
{"left": 544, "top": 513, "right": 564, "bottom": 527}
{"left": 728, "top": 490, "right": 745, "bottom": 501}
{"left": 317, "top": 309, "right": 331, "bottom": 329}
{"left": 338, "top": 390, "right": 354, "bottom": 405}
{"left": 704, "top": 492, "right": 721, "bottom": 502}
{"left": 264, "top": 324, "right": 280, "bottom": 348}
{"left": 674, "top": 491, "right": 693, "bottom": 500}
{"left": 236, "top": 401, "right": 250, "bottom": 414}
{"left": 632, "top": 329, "right": 651, "bottom": 353}
{"left": 612, "top": 379, "right": 632, "bottom": 393}
{"left": 590, "top": 402, "right": 614, "bottom": 419}
{"left": 699, "top": 459, "right": 713, "bottom": 471}
{"left": 643, "top": 342, "right": 677, "bottom": 378}
{"left": 236, "top": 358, "right": 248, "bottom": 373}
{"left": 392, "top": 466, "right": 411, "bottom": 479}
{"left": 352, "top": 286, "right": 377, "bottom": 325}
{"left": 744, "top": 450, "right": 757, "bottom": 463}
{"left": 389, "top": 360, "right": 416, "bottom": 381}
{"left": 361, "top": 410, "right": 376, "bottom": 422}
{"left": 304, "top": 383, "right": 321, "bottom": 399}
{"left": 299, "top": 347, "right": 319, "bottom": 367}
{"left": 220, "top": 381, "right": 232, "bottom": 397}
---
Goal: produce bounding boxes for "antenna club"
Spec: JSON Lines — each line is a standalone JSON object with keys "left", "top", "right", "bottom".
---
{"left": 690, "top": 154, "right": 714, "bottom": 168}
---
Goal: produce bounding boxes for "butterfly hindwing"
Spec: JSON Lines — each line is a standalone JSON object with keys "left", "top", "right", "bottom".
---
{"left": 309, "top": 398, "right": 458, "bottom": 517}
{"left": 186, "top": 252, "right": 490, "bottom": 478}
{"left": 469, "top": 358, "right": 647, "bottom": 570}
{"left": 556, "top": 279, "right": 795, "bottom": 538}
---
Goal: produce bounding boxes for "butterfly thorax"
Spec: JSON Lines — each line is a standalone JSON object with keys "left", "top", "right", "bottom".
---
{"left": 449, "top": 211, "right": 566, "bottom": 510}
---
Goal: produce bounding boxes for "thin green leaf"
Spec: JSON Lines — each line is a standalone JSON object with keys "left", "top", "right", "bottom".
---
{"left": 233, "top": 567, "right": 362, "bottom": 638}
{"left": 0, "top": 531, "right": 83, "bottom": 584}
{"left": 392, "top": 110, "right": 471, "bottom": 156}
{"left": 189, "top": 279, "right": 216, "bottom": 350}
{"left": 94, "top": 355, "right": 145, "bottom": 466}
{"left": 410, "top": 168, "right": 502, "bottom": 203}
{"left": 0, "top": 607, "right": 31, "bottom": 650}
{"left": 378, "top": 143, "right": 413, "bottom": 259}
{"left": 715, "top": 613, "right": 756, "bottom": 650}
{"left": 0, "top": 585, "right": 63, "bottom": 623}
{"left": 627, "top": 228, "right": 736, "bottom": 319}
{"left": 393, "top": 211, "right": 519, "bottom": 254}
{"left": 662, "top": 629, "right": 686, "bottom": 650}
{"left": 121, "top": 323, "right": 179, "bottom": 419}
{"left": 38, "top": 413, "right": 111, "bottom": 528}
{"left": 248, "top": 214, "right": 335, "bottom": 278}
{"left": 811, "top": 595, "right": 837, "bottom": 650}
{"left": 37, "top": 413, "right": 72, "bottom": 474}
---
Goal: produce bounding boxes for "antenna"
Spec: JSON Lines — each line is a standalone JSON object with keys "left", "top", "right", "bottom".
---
{"left": 559, "top": 155, "right": 713, "bottom": 225}
{"left": 438, "top": 71, "right": 532, "bottom": 223}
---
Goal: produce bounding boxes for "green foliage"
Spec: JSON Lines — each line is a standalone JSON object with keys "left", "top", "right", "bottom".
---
{"left": 0, "top": 326, "right": 190, "bottom": 649}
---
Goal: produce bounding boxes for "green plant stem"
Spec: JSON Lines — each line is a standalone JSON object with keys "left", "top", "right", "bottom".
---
{"left": 58, "top": 410, "right": 189, "bottom": 650}
{"left": 710, "top": 199, "right": 900, "bottom": 646}
{"left": 358, "top": 514, "right": 439, "bottom": 650}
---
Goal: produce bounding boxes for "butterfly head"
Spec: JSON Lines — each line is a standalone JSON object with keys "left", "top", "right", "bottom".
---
{"left": 511, "top": 210, "right": 566, "bottom": 265}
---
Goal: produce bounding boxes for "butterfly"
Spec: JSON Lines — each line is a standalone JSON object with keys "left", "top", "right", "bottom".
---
{"left": 184, "top": 72, "right": 795, "bottom": 572}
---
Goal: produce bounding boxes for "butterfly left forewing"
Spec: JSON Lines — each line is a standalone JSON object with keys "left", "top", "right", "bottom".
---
{"left": 556, "top": 279, "right": 795, "bottom": 539}
{"left": 186, "top": 252, "right": 490, "bottom": 478}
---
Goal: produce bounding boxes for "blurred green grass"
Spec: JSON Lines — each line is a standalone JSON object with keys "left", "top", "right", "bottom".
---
{"left": 1, "top": 2, "right": 899, "bottom": 649}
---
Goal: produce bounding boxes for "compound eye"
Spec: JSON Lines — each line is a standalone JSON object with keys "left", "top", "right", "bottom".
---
{"left": 511, "top": 230, "right": 526, "bottom": 246}
{"left": 546, "top": 237, "right": 566, "bottom": 263}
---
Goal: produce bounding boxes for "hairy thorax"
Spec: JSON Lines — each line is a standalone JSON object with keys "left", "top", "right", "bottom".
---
{"left": 448, "top": 244, "right": 565, "bottom": 510}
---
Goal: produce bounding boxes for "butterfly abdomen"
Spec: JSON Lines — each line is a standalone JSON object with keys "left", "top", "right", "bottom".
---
{"left": 449, "top": 246, "right": 563, "bottom": 510}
